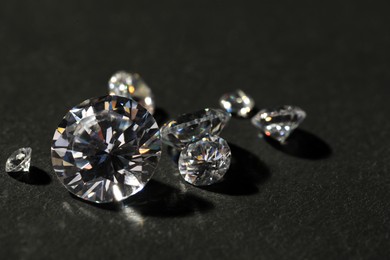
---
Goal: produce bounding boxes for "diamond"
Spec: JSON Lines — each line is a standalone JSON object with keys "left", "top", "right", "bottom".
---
{"left": 51, "top": 95, "right": 162, "bottom": 203}
{"left": 108, "top": 71, "right": 155, "bottom": 114}
{"left": 251, "top": 105, "right": 306, "bottom": 143}
{"left": 5, "top": 147, "right": 32, "bottom": 173}
{"left": 178, "top": 135, "right": 231, "bottom": 186}
{"left": 219, "top": 89, "right": 255, "bottom": 118}
{"left": 161, "top": 108, "right": 231, "bottom": 150}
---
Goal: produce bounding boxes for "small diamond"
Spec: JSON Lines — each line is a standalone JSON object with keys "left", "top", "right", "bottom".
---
{"left": 5, "top": 147, "right": 32, "bottom": 173}
{"left": 251, "top": 105, "right": 306, "bottom": 143}
{"left": 178, "top": 135, "right": 231, "bottom": 186}
{"left": 161, "top": 108, "right": 231, "bottom": 150}
{"left": 51, "top": 95, "right": 161, "bottom": 203}
{"left": 108, "top": 71, "right": 155, "bottom": 114}
{"left": 219, "top": 89, "right": 255, "bottom": 117}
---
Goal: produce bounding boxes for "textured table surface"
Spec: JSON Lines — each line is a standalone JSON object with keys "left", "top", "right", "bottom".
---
{"left": 1, "top": 1, "right": 389, "bottom": 259}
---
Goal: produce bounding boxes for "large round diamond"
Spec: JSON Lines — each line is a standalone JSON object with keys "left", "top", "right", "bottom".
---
{"left": 51, "top": 95, "right": 161, "bottom": 203}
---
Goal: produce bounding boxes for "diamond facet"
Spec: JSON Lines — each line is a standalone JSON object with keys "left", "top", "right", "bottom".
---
{"left": 251, "top": 105, "right": 306, "bottom": 143}
{"left": 219, "top": 89, "right": 255, "bottom": 118}
{"left": 51, "top": 95, "right": 161, "bottom": 203}
{"left": 108, "top": 71, "right": 155, "bottom": 114}
{"left": 161, "top": 108, "right": 231, "bottom": 150}
{"left": 178, "top": 135, "right": 231, "bottom": 186}
{"left": 5, "top": 147, "right": 32, "bottom": 173}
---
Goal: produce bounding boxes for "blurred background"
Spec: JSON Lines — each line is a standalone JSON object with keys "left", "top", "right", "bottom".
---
{"left": 0, "top": 1, "right": 389, "bottom": 259}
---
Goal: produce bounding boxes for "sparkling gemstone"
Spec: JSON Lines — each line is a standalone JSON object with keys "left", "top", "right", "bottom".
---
{"left": 219, "top": 89, "right": 255, "bottom": 118}
{"left": 108, "top": 71, "right": 155, "bottom": 114}
{"left": 251, "top": 105, "right": 306, "bottom": 143}
{"left": 161, "top": 108, "right": 231, "bottom": 150}
{"left": 51, "top": 95, "right": 162, "bottom": 203}
{"left": 178, "top": 135, "right": 231, "bottom": 186}
{"left": 5, "top": 147, "right": 32, "bottom": 173}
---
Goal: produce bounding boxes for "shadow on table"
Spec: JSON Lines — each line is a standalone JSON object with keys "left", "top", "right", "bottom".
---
{"left": 154, "top": 107, "right": 169, "bottom": 125}
{"left": 71, "top": 179, "right": 214, "bottom": 217}
{"left": 202, "top": 143, "right": 270, "bottom": 196}
{"left": 167, "top": 146, "right": 181, "bottom": 164}
{"left": 264, "top": 129, "right": 332, "bottom": 160}
{"left": 8, "top": 166, "right": 51, "bottom": 185}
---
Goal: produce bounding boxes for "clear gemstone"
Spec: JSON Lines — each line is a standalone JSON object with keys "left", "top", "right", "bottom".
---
{"left": 108, "top": 71, "right": 155, "bottom": 114}
{"left": 219, "top": 89, "right": 255, "bottom": 117}
{"left": 251, "top": 105, "right": 306, "bottom": 143}
{"left": 161, "top": 108, "right": 231, "bottom": 150}
{"left": 51, "top": 95, "right": 161, "bottom": 203}
{"left": 5, "top": 147, "right": 32, "bottom": 173}
{"left": 178, "top": 135, "right": 231, "bottom": 186}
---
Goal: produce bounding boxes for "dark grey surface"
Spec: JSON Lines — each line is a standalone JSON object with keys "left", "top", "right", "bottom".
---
{"left": 1, "top": 1, "right": 390, "bottom": 259}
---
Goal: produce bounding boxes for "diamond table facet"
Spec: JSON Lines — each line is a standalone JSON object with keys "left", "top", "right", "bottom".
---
{"left": 108, "top": 71, "right": 155, "bottom": 114}
{"left": 161, "top": 108, "right": 231, "bottom": 150}
{"left": 251, "top": 105, "right": 306, "bottom": 143}
{"left": 178, "top": 135, "right": 231, "bottom": 186}
{"left": 51, "top": 95, "right": 161, "bottom": 203}
{"left": 5, "top": 147, "right": 32, "bottom": 173}
{"left": 219, "top": 89, "right": 255, "bottom": 118}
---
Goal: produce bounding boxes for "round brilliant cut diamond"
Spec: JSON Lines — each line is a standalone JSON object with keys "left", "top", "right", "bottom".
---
{"left": 251, "top": 105, "right": 306, "bottom": 143}
{"left": 219, "top": 89, "right": 255, "bottom": 118}
{"left": 178, "top": 135, "right": 231, "bottom": 186}
{"left": 5, "top": 147, "right": 32, "bottom": 173}
{"left": 108, "top": 71, "right": 155, "bottom": 114}
{"left": 51, "top": 95, "right": 161, "bottom": 203}
{"left": 160, "top": 108, "right": 231, "bottom": 150}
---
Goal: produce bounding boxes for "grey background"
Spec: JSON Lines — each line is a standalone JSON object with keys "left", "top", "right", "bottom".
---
{"left": 0, "top": 0, "right": 390, "bottom": 259}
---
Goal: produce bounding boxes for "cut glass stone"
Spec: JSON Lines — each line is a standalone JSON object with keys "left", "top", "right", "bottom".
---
{"left": 5, "top": 147, "right": 32, "bottom": 173}
{"left": 251, "top": 105, "right": 306, "bottom": 143}
{"left": 160, "top": 108, "right": 231, "bottom": 150}
{"left": 108, "top": 71, "right": 155, "bottom": 114}
{"left": 178, "top": 135, "right": 231, "bottom": 186}
{"left": 51, "top": 95, "right": 162, "bottom": 203}
{"left": 219, "top": 89, "right": 255, "bottom": 118}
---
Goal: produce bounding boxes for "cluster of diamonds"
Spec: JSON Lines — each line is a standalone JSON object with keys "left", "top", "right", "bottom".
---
{"left": 14, "top": 76, "right": 306, "bottom": 204}
{"left": 161, "top": 108, "right": 232, "bottom": 186}
{"left": 219, "top": 89, "right": 306, "bottom": 143}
